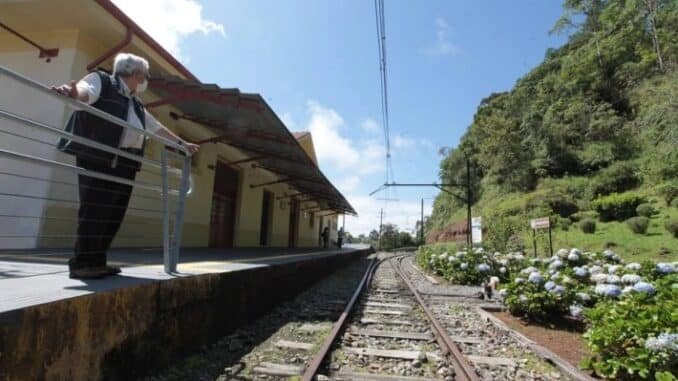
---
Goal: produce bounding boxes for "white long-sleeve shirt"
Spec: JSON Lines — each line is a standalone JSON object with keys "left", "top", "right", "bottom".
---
{"left": 76, "top": 72, "right": 163, "bottom": 149}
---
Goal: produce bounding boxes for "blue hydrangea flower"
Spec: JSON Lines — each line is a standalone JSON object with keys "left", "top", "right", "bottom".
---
{"left": 591, "top": 273, "right": 608, "bottom": 283}
{"left": 625, "top": 263, "right": 641, "bottom": 271}
{"left": 514, "top": 277, "right": 525, "bottom": 284}
{"left": 656, "top": 263, "right": 675, "bottom": 274}
{"left": 530, "top": 258, "right": 542, "bottom": 266}
{"left": 544, "top": 281, "right": 556, "bottom": 291}
{"left": 602, "top": 249, "right": 615, "bottom": 259}
{"left": 521, "top": 266, "right": 538, "bottom": 275}
{"left": 477, "top": 263, "right": 490, "bottom": 272}
{"left": 456, "top": 251, "right": 466, "bottom": 258}
{"left": 644, "top": 333, "right": 678, "bottom": 353}
{"left": 608, "top": 265, "right": 621, "bottom": 274}
{"left": 549, "top": 260, "right": 564, "bottom": 270}
{"left": 460, "top": 262, "right": 468, "bottom": 270}
{"left": 556, "top": 248, "right": 569, "bottom": 258}
{"left": 633, "top": 282, "right": 656, "bottom": 295}
{"left": 569, "top": 304, "right": 584, "bottom": 319}
{"left": 528, "top": 272, "right": 544, "bottom": 285}
{"left": 621, "top": 274, "right": 641, "bottom": 285}
{"left": 448, "top": 256, "right": 457, "bottom": 262}
{"left": 589, "top": 265, "right": 603, "bottom": 275}
{"left": 550, "top": 285, "right": 566, "bottom": 296}
{"left": 498, "top": 289, "right": 508, "bottom": 298}
{"left": 606, "top": 275, "right": 621, "bottom": 284}
{"left": 567, "top": 252, "right": 580, "bottom": 262}
{"left": 594, "top": 284, "right": 621, "bottom": 298}
{"left": 622, "top": 286, "right": 634, "bottom": 295}
{"left": 574, "top": 267, "right": 589, "bottom": 278}
{"left": 518, "top": 295, "right": 528, "bottom": 303}
{"left": 499, "top": 266, "right": 507, "bottom": 274}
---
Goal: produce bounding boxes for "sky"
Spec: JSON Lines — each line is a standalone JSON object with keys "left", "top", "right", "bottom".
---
{"left": 112, "top": 0, "right": 569, "bottom": 236}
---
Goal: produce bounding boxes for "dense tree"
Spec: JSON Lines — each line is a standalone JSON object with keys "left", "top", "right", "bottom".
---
{"left": 428, "top": 0, "right": 678, "bottom": 234}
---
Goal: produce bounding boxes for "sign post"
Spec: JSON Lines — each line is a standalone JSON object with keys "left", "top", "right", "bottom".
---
{"left": 530, "top": 217, "right": 552, "bottom": 257}
{"left": 471, "top": 217, "right": 482, "bottom": 245}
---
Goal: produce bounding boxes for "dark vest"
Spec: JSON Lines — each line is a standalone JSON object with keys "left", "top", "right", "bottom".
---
{"left": 58, "top": 71, "right": 146, "bottom": 170}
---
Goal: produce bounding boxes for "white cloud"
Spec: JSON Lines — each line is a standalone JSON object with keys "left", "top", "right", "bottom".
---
{"left": 306, "top": 100, "right": 361, "bottom": 170}
{"left": 112, "top": 0, "right": 226, "bottom": 61}
{"left": 336, "top": 175, "right": 361, "bottom": 193}
{"left": 423, "top": 17, "right": 460, "bottom": 57}
{"left": 393, "top": 134, "right": 415, "bottom": 150}
{"left": 361, "top": 118, "right": 380, "bottom": 134}
{"left": 299, "top": 100, "right": 435, "bottom": 235}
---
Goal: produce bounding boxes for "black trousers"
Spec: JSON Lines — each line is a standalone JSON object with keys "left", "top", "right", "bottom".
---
{"left": 69, "top": 154, "right": 139, "bottom": 270}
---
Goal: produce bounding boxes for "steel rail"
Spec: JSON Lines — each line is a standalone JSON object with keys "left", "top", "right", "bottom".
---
{"left": 392, "top": 255, "right": 480, "bottom": 381}
{"left": 301, "top": 257, "right": 378, "bottom": 381}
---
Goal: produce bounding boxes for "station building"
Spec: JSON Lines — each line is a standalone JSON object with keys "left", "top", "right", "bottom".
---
{"left": 0, "top": 0, "right": 355, "bottom": 251}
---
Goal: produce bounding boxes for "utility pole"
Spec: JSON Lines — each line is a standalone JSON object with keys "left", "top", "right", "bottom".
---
{"left": 466, "top": 157, "right": 472, "bottom": 250}
{"left": 378, "top": 208, "right": 384, "bottom": 250}
{"left": 420, "top": 198, "right": 424, "bottom": 245}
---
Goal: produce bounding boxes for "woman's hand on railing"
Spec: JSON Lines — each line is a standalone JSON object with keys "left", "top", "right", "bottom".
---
{"left": 184, "top": 142, "right": 200, "bottom": 155}
{"left": 51, "top": 80, "right": 79, "bottom": 99}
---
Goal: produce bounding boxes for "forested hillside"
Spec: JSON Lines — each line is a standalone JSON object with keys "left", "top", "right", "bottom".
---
{"left": 428, "top": 0, "right": 678, "bottom": 260}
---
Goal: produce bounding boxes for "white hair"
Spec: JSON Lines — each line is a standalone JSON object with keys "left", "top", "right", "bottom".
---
{"left": 113, "top": 53, "right": 149, "bottom": 77}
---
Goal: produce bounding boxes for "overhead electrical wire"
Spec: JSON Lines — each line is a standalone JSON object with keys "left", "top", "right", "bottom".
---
{"left": 374, "top": 0, "right": 393, "bottom": 185}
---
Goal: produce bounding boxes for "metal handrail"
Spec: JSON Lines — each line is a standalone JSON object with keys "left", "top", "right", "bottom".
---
{"left": 0, "top": 108, "right": 182, "bottom": 176}
{"left": 0, "top": 64, "right": 194, "bottom": 272}
{"left": 0, "top": 64, "right": 189, "bottom": 155}
{"left": 0, "top": 148, "right": 177, "bottom": 195}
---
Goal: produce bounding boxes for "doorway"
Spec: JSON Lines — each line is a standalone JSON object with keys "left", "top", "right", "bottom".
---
{"left": 260, "top": 190, "right": 274, "bottom": 246}
{"left": 288, "top": 198, "right": 299, "bottom": 248}
{"left": 209, "top": 162, "right": 239, "bottom": 248}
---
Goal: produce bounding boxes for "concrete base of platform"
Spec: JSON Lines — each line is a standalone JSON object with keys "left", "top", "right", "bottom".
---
{"left": 0, "top": 246, "right": 372, "bottom": 381}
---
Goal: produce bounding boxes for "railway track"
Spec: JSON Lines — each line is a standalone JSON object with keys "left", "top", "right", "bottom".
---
{"left": 150, "top": 253, "right": 577, "bottom": 381}
{"left": 303, "top": 254, "right": 479, "bottom": 381}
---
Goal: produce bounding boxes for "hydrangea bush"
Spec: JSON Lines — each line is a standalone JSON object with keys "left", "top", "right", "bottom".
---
{"left": 418, "top": 244, "right": 678, "bottom": 379}
{"left": 583, "top": 274, "right": 678, "bottom": 380}
{"left": 416, "top": 244, "right": 527, "bottom": 285}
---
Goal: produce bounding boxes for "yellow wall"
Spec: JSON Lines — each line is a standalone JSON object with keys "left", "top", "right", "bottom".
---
{"left": 0, "top": 6, "right": 339, "bottom": 251}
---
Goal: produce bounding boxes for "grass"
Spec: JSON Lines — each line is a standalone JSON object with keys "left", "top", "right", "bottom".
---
{"left": 434, "top": 184, "right": 678, "bottom": 263}
{"left": 552, "top": 209, "right": 677, "bottom": 262}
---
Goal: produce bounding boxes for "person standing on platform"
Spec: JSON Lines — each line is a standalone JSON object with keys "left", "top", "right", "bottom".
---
{"left": 337, "top": 227, "right": 345, "bottom": 248}
{"left": 53, "top": 53, "right": 199, "bottom": 279}
{"left": 321, "top": 226, "right": 330, "bottom": 249}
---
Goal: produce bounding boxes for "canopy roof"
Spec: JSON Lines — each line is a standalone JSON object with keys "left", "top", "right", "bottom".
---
{"left": 148, "top": 75, "right": 356, "bottom": 215}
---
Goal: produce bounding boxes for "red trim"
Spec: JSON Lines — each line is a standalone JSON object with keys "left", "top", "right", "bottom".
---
{"left": 0, "top": 21, "right": 59, "bottom": 62}
{"left": 87, "top": 27, "right": 132, "bottom": 71}
{"left": 95, "top": 0, "right": 198, "bottom": 81}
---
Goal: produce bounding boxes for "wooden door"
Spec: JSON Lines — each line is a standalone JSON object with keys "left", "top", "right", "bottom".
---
{"left": 209, "top": 162, "right": 239, "bottom": 248}
{"left": 288, "top": 199, "right": 299, "bottom": 247}
{"left": 259, "top": 191, "right": 274, "bottom": 246}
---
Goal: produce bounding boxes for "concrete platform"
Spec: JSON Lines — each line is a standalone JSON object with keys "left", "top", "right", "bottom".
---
{"left": 0, "top": 245, "right": 373, "bottom": 380}
{"left": 0, "top": 245, "right": 367, "bottom": 313}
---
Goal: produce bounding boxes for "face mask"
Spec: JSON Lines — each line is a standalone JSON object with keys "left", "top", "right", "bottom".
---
{"left": 136, "top": 79, "right": 148, "bottom": 94}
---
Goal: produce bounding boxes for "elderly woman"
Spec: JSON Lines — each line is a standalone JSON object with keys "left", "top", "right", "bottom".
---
{"left": 53, "top": 53, "right": 199, "bottom": 279}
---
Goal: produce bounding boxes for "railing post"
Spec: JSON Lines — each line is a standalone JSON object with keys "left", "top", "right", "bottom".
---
{"left": 171, "top": 154, "right": 191, "bottom": 271}
{"left": 161, "top": 148, "right": 171, "bottom": 273}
